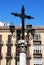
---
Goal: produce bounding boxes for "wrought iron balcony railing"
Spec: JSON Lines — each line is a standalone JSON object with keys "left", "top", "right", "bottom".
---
{"left": 6, "top": 53, "right": 13, "bottom": 59}
{"left": 6, "top": 40, "right": 13, "bottom": 46}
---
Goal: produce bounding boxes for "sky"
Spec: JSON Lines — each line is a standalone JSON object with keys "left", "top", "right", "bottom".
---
{"left": 0, "top": 0, "right": 44, "bottom": 26}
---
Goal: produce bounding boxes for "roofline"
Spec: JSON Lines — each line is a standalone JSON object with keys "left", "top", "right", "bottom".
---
{"left": 0, "top": 26, "right": 44, "bottom": 30}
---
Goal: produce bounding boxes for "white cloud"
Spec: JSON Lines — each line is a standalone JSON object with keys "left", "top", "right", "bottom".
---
{"left": 0, "top": 21, "right": 4, "bottom": 26}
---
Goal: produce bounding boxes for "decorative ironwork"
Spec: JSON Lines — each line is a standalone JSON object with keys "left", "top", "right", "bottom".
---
{"left": 26, "top": 24, "right": 35, "bottom": 37}
{"left": 10, "top": 25, "right": 15, "bottom": 34}
{"left": 16, "top": 29, "right": 21, "bottom": 41}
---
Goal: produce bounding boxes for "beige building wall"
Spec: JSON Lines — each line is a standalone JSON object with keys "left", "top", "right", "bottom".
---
{"left": 0, "top": 27, "right": 16, "bottom": 65}
{"left": 0, "top": 26, "right": 44, "bottom": 65}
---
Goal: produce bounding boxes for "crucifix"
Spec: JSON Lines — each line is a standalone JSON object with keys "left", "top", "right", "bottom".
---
{"left": 11, "top": 5, "right": 34, "bottom": 39}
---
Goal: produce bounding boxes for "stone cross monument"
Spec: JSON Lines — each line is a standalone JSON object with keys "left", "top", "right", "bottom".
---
{"left": 11, "top": 5, "right": 34, "bottom": 65}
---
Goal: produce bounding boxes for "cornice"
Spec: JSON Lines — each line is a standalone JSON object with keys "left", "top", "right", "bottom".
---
{"left": 0, "top": 26, "right": 44, "bottom": 32}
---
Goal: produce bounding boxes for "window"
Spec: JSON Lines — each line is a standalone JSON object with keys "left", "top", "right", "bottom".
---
{"left": 7, "top": 47, "right": 11, "bottom": 54}
{"left": 8, "top": 35, "right": 11, "bottom": 43}
{"left": 6, "top": 60, "right": 11, "bottom": 65}
{"left": 7, "top": 47, "right": 11, "bottom": 56}
{"left": 34, "top": 59, "right": 42, "bottom": 65}
{"left": 0, "top": 35, "right": 2, "bottom": 43}
{"left": 34, "top": 33, "right": 41, "bottom": 41}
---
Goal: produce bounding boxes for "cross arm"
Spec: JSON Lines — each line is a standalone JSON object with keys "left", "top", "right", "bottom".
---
{"left": 25, "top": 15, "right": 34, "bottom": 19}
{"left": 11, "top": 13, "right": 21, "bottom": 17}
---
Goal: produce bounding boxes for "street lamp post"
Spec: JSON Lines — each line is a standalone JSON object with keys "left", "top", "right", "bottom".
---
{"left": 10, "top": 5, "right": 35, "bottom": 65}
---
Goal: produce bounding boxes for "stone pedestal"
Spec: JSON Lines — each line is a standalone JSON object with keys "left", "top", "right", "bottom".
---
{"left": 17, "top": 40, "right": 27, "bottom": 65}
{"left": 20, "top": 53, "right": 26, "bottom": 65}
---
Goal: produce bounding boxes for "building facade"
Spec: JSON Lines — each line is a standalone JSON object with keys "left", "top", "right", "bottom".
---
{"left": 0, "top": 26, "right": 44, "bottom": 65}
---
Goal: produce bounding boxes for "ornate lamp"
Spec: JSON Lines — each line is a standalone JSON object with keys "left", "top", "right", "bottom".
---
{"left": 26, "top": 24, "right": 35, "bottom": 38}
{"left": 9, "top": 25, "right": 15, "bottom": 35}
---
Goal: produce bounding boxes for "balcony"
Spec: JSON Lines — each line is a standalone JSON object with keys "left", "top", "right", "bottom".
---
{"left": 0, "top": 53, "right": 3, "bottom": 60}
{"left": 33, "top": 53, "right": 42, "bottom": 58}
{"left": 33, "top": 41, "right": 41, "bottom": 45}
{"left": 0, "top": 41, "right": 3, "bottom": 46}
{"left": 6, "top": 40, "right": 13, "bottom": 46}
{"left": 6, "top": 53, "right": 13, "bottom": 59}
